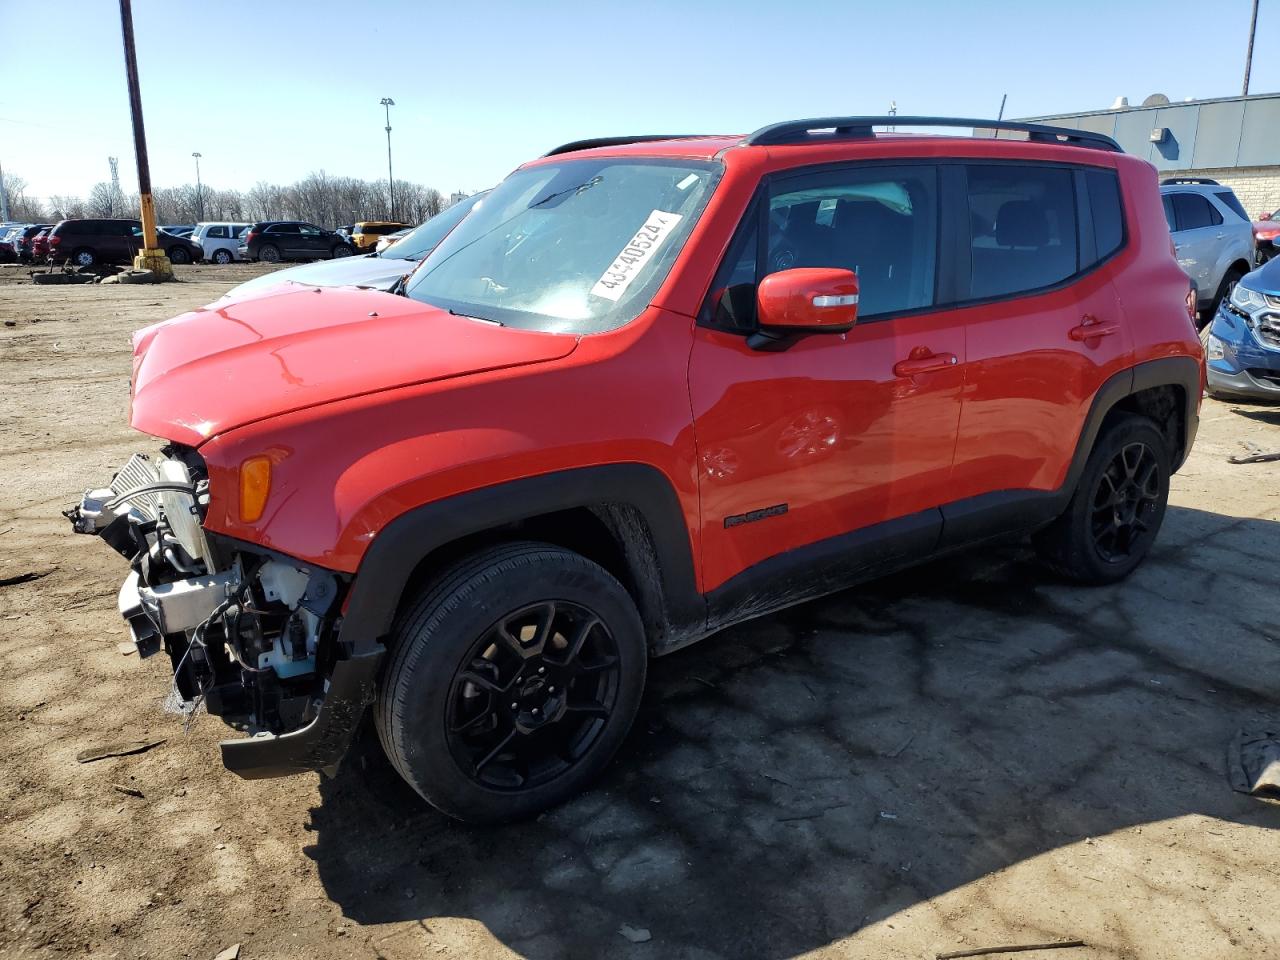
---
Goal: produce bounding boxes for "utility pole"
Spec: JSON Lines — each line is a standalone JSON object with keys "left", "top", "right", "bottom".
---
{"left": 380, "top": 97, "right": 395, "bottom": 220}
{"left": 1244, "top": 0, "right": 1260, "bottom": 95}
{"left": 192, "top": 151, "right": 203, "bottom": 221}
{"left": 117, "top": 0, "right": 171, "bottom": 278}
{"left": 0, "top": 156, "right": 9, "bottom": 222}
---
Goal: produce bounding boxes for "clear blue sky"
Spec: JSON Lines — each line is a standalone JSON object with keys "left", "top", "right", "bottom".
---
{"left": 1, "top": 0, "right": 1276, "bottom": 205}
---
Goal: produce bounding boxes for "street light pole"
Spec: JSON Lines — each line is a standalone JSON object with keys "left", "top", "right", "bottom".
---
{"left": 380, "top": 97, "right": 395, "bottom": 220}
{"left": 192, "top": 151, "right": 203, "bottom": 221}
{"left": 1243, "top": 0, "right": 1260, "bottom": 96}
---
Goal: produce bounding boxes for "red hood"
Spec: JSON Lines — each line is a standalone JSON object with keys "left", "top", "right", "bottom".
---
{"left": 130, "top": 286, "right": 579, "bottom": 445}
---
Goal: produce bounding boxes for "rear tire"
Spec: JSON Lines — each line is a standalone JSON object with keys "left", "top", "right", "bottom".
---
{"left": 1033, "top": 414, "right": 1171, "bottom": 584}
{"left": 376, "top": 542, "right": 647, "bottom": 823}
{"left": 212, "top": 248, "right": 233, "bottom": 265}
{"left": 258, "top": 244, "right": 281, "bottom": 263}
{"left": 71, "top": 247, "right": 96, "bottom": 267}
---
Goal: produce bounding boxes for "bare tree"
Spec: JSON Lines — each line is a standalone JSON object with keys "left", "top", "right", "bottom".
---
{"left": 30, "top": 171, "right": 451, "bottom": 228}
{"left": 86, "top": 182, "right": 122, "bottom": 217}
{"left": 1, "top": 174, "right": 48, "bottom": 221}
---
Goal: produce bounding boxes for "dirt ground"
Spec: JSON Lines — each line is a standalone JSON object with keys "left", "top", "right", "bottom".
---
{"left": 1, "top": 263, "right": 1279, "bottom": 960}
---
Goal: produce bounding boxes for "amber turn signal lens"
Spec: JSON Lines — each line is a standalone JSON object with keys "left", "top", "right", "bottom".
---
{"left": 239, "top": 456, "right": 272, "bottom": 523}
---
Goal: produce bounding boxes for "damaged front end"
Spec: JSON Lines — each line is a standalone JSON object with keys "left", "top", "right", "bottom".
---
{"left": 66, "top": 448, "right": 380, "bottom": 778}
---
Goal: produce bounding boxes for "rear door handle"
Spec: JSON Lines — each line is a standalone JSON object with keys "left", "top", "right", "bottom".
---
{"left": 1069, "top": 318, "right": 1120, "bottom": 341}
{"left": 894, "top": 352, "right": 958, "bottom": 377}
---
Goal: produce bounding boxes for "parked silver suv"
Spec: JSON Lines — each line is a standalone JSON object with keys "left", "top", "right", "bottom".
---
{"left": 1160, "top": 178, "right": 1254, "bottom": 323}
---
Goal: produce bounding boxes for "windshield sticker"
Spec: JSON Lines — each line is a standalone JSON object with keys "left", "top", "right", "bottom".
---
{"left": 677, "top": 173, "right": 700, "bottom": 191}
{"left": 591, "top": 210, "right": 684, "bottom": 302}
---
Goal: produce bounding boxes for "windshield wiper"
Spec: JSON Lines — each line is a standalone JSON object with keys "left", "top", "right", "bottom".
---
{"left": 449, "top": 308, "right": 502, "bottom": 326}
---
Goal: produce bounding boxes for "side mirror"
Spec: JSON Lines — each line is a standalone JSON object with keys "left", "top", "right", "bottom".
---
{"left": 750, "top": 268, "right": 859, "bottom": 349}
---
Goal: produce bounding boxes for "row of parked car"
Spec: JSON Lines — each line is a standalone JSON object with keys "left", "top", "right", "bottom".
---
{"left": 0, "top": 217, "right": 416, "bottom": 266}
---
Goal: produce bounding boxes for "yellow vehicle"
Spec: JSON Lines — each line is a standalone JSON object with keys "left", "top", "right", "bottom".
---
{"left": 350, "top": 221, "right": 411, "bottom": 251}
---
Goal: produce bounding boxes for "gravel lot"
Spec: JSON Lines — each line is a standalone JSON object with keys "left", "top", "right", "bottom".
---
{"left": 1, "top": 263, "right": 1279, "bottom": 960}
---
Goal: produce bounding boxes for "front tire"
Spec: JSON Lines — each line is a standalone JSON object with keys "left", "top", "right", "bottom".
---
{"left": 168, "top": 246, "right": 191, "bottom": 265}
{"left": 376, "top": 542, "right": 647, "bottom": 823}
{"left": 331, "top": 243, "right": 353, "bottom": 258}
{"left": 1034, "top": 414, "right": 1171, "bottom": 584}
{"left": 1205, "top": 266, "right": 1246, "bottom": 325}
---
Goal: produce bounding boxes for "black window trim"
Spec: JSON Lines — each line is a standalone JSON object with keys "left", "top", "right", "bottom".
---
{"left": 698, "top": 156, "right": 1129, "bottom": 334}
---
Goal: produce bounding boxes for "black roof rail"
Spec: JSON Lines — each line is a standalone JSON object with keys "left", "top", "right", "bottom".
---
{"left": 1160, "top": 177, "right": 1220, "bottom": 186}
{"left": 542, "top": 135, "right": 699, "bottom": 157}
{"left": 743, "top": 116, "right": 1122, "bottom": 152}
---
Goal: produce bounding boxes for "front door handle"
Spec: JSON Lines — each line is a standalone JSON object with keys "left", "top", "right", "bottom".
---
{"left": 893, "top": 352, "right": 958, "bottom": 377}
{"left": 1069, "top": 316, "right": 1120, "bottom": 341}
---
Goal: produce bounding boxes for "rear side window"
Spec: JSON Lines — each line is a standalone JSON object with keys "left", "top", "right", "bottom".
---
{"left": 965, "top": 165, "right": 1078, "bottom": 299}
{"left": 1170, "top": 193, "right": 1222, "bottom": 231}
{"left": 268, "top": 223, "right": 300, "bottom": 234}
{"left": 1214, "top": 190, "right": 1248, "bottom": 221}
{"left": 1085, "top": 169, "right": 1124, "bottom": 261}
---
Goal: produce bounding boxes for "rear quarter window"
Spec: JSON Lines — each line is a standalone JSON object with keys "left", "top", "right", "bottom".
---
{"left": 1214, "top": 190, "right": 1248, "bottom": 221}
{"left": 1085, "top": 169, "right": 1124, "bottom": 261}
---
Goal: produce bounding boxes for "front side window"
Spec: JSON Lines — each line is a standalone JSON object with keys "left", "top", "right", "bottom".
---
{"left": 207, "top": 225, "right": 228, "bottom": 239}
{"left": 766, "top": 166, "right": 939, "bottom": 318}
{"left": 299, "top": 224, "right": 322, "bottom": 236}
{"left": 966, "top": 164, "right": 1077, "bottom": 299}
{"left": 405, "top": 158, "right": 720, "bottom": 334}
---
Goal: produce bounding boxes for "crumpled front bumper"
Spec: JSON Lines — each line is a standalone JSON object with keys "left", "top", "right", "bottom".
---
{"left": 219, "top": 648, "right": 383, "bottom": 778}
{"left": 67, "top": 458, "right": 381, "bottom": 780}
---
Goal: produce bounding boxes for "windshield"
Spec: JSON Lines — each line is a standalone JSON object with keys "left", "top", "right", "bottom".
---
{"left": 381, "top": 192, "right": 487, "bottom": 261}
{"left": 404, "top": 158, "right": 720, "bottom": 334}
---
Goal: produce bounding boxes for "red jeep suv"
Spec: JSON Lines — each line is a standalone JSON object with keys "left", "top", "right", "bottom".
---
{"left": 69, "top": 117, "right": 1202, "bottom": 822}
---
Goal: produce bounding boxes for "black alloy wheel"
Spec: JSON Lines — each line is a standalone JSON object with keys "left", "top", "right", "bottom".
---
{"left": 377, "top": 542, "right": 647, "bottom": 823}
{"left": 1033, "top": 413, "right": 1170, "bottom": 584}
{"left": 445, "top": 600, "right": 621, "bottom": 791}
{"left": 1089, "top": 441, "right": 1162, "bottom": 564}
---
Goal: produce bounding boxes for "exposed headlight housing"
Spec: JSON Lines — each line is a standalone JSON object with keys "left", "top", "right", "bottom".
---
{"left": 1205, "top": 334, "right": 1226, "bottom": 362}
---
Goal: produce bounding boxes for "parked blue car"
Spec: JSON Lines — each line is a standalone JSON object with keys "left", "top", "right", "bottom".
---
{"left": 1204, "top": 256, "right": 1280, "bottom": 400}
